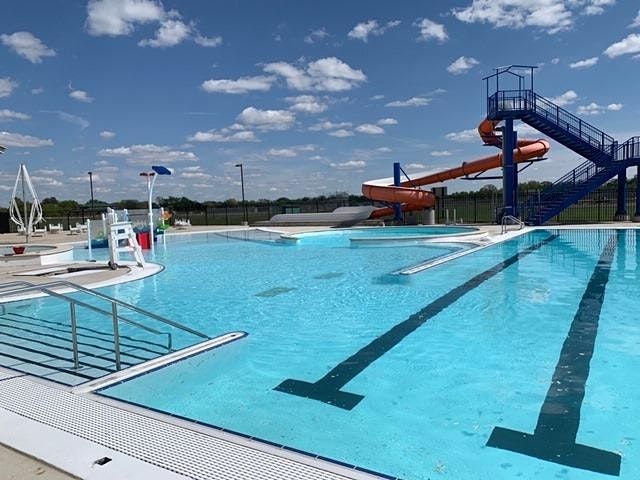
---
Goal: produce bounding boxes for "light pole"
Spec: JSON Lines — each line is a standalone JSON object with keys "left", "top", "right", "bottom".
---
{"left": 235, "top": 163, "right": 248, "bottom": 224}
{"left": 88, "top": 171, "right": 95, "bottom": 219}
{"left": 139, "top": 166, "right": 171, "bottom": 252}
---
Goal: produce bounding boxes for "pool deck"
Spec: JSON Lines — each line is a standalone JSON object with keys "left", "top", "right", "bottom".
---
{"left": 1, "top": 222, "right": 639, "bottom": 479}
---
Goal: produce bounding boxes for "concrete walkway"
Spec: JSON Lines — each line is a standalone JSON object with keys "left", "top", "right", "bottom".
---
{"left": 0, "top": 444, "right": 76, "bottom": 479}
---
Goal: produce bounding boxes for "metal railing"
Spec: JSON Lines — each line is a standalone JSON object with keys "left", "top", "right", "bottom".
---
{"left": 0, "top": 280, "right": 210, "bottom": 371}
{"left": 488, "top": 90, "right": 616, "bottom": 154}
{"left": 501, "top": 215, "right": 524, "bottom": 234}
{"left": 617, "top": 137, "right": 640, "bottom": 161}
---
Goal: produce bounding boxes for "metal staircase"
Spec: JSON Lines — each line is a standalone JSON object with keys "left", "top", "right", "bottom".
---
{"left": 484, "top": 67, "right": 640, "bottom": 224}
{"left": 0, "top": 280, "right": 210, "bottom": 385}
{"left": 523, "top": 160, "right": 623, "bottom": 225}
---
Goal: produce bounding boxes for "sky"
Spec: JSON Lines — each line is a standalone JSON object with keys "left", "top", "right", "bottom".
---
{"left": 1, "top": 0, "right": 640, "bottom": 204}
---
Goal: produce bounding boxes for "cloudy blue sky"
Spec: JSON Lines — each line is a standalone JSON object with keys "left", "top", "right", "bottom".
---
{"left": 1, "top": 0, "right": 640, "bottom": 203}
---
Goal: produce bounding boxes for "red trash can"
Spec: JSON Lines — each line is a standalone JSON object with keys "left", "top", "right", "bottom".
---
{"left": 136, "top": 231, "right": 151, "bottom": 249}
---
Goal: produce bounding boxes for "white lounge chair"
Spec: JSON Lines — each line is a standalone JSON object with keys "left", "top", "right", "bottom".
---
{"left": 49, "top": 223, "right": 62, "bottom": 233}
{"left": 174, "top": 219, "right": 191, "bottom": 230}
{"left": 69, "top": 225, "right": 81, "bottom": 235}
{"left": 33, "top": 225, "right": 47, "bottom": 237}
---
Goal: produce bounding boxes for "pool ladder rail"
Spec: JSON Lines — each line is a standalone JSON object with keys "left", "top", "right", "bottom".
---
{"left": 0, "top": 280, "right": 211, "bottom": 383}
{"left": 501, "top": 215, "right": 525, "bottom": 234}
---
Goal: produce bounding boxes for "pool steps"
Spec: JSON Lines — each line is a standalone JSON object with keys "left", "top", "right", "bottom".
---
{"left": 74, "top": 331, "right": 247, "bottom": 394}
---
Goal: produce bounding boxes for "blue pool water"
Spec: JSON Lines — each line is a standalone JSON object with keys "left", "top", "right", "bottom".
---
{"left": 42, "top": 229, "right": 640, "bottom": 478}
{"left": 289, "top": 226, "right": 478, "bottom": 247}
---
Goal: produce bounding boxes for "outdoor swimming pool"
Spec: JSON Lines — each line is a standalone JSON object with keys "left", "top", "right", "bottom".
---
{"left": 22, "top": 228, "right": 640, "bottom": 478}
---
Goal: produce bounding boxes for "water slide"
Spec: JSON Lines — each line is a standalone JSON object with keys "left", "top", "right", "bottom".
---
{"left": 362, "top": 119, "right": 551, "bottom": 218}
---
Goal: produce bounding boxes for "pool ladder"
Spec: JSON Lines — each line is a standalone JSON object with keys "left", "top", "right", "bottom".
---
{"left": 0, "top": 280, "right": 210, "bottom": 372}
{"left": 501, "top": 215, "right": 525, "bottom": 234}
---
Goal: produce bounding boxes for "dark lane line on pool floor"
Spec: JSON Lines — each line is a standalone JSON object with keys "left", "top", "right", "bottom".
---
{"left": 275, "top": 234, "right": 558, "bottom": 410}
{"left": 487, "top": 233, "right": 621, "bottom": 476}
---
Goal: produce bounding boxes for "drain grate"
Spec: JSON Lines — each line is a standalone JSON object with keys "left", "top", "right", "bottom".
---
{"left": 0, "top": 376, "right": 384, "bottom": 480}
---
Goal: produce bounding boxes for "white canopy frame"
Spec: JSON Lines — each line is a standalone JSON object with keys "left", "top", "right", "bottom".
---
{"left": 9, "top": 164, "right": 43, "bottom": 243}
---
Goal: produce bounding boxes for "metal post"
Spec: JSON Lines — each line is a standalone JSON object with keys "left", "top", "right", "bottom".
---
{"left": 21, "top": 164, "right": 29, "bottom": 243}
{"left": 88, "top": 171, "right": 95, "bottom": 219}
{"left": 635, "top": 166, "right": 640, "bottom": 222}
{"left": 393, "top": 162, "right": 402, "bottom": 222}
{"left": 502, "top": 118, "right": 516, "bottom": 219}
{"left": 615, "top": 168, "right": 628, "bottom": 220}
{"left": 111, "top": 303, "right": 121, "bottom": 370}
{"left": 235, "top": 163, "right": 248, "bottom": 225}
{"left": 87, "top": 219, "right": 93, "bottom": 261}
{"left": 70, "top": 303, "right": 79, "bottom": 369}
{"left": 512, "top": 131, "right": 519, "bottom": 216}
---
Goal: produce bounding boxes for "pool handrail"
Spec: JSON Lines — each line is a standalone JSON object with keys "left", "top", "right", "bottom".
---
{"left": 0, "top": 279, "right": 211, "bottom": 371}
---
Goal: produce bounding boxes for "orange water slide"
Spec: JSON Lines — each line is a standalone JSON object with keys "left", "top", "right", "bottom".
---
{"left": 363, "top": 119, "right": 550, "bottom": 218}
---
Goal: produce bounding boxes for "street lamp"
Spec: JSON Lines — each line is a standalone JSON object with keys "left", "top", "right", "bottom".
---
{"left": 139, "top": 165, "right": 171, "bottom": 252}
{"left": 235, "top": 163, "right": 248, "bottom": 225}
{"left": 87, "top": 171, "right": 95, "bottom": 219}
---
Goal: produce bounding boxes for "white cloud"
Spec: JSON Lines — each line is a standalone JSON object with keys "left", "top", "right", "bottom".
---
{"left": 263, "top": 57, "right": 366, "bottom": 92}
{"left": 139, "top": 19, "right": 191, "bottom": 47}
{"left": 180, "top": 166, "right": 211, "bottom": 179}
{"left": 405, "top": 163, "right": 426, "bottom": 170}
{"left": 201, "top": 75, "right": 274, "bottom": 94}
{"left": 330, "top": 160, "right": 366, "bottom": 169}
{"left": 584, "top": 0, "right": 615, "bottom": 15}
{"left": 0, "top": 31, "right": 56, "bottom": 63}
{"left": 576, "top": 102, "right": 623, "bottom": 115}
{"left": 377, "top": 118, "right": 398, "bottom": 125}
{"left": 0, "top": 78, "right": 17, "bottom": 98}
{"left": 69, "top": 89, "right": 94, "bottom": 103}
{"left": 193, "top": 34, "right": 222, "bottom": 47}
{"left": 31, "top": 87, "right": 44, "bottom": 95}
{"left": 445, "top": 128, "right": 477, "bottom": 142}
{"left": 551, "top": 57, "right": 560, "bottom": 64}
{"left": 187, "top": 129, "right": 257, "bottom": 143}
{"left": 86, "top": 0, "right": 221, "bottom": 48}
{"left": 285, "top": 95, "right": 327, "bottom": 113}
{"left": 604, "top": 33, "right": 640, "bottom": 58}
{"left": 447, "top": 56, "right": 479, "bottom": 75}
{"left": 371, "top": 94, "right": 385, "bottom": 100}
{"left": 267, "top": 148, "right": 298, "bottom": 157}
{"left": 377, "top": 147, "right": 392, "bottom": 153}
{"left": 631, "top": 10, "right": 640, "bottom": 28}
{"left": 0, "top": 131, "right": 53, "bottom": 148}
{"left": 356, "top": 124, "right": 385, "bottom": 135}
{"left": 41, "top": 110, "right": 90, "bottom": 129}
{"left": 85, "top": 0, "right": 165, "bottom": 36}
{"left": 99, "top": 143, "right": 197, "bottom": 163}
{"left": 304, "top": 28, "right": 329, "bottom": 44}
{"left": 569, "top": 57, "right": 598, "bottom": 69}
{"left": 0, "top": 109, "right": 30, "bottom": 122}
{"left": 347, "top": 19, "right": 400, "bottom": 42}
{"left": 237, "top": 107, "right": 295, "bottom": 131}
{"left": 35, "top": 168, "right": 64, "bottom": 177}
{"left": 328, "top": 129, "right": 354, "bottom": 137}
{"left": 385, "top": 96, "right": 430, "bottom": 107}
{"left": 100, "top": 130, "right": 116, "bottom": 139}
{"left": 549, "top": 90, "right": 578, "bottom": 106}
{"left": 452, "top": 0, "right": 614, "bottom": 34}
{"left": 309, "top": 121, "right": 352, "bottom": 131}
{"left": 414, "top": 18, "right": 448, "bottom": 42}
{"left": 431, "top": 150, "right": 452, "bottom": 157}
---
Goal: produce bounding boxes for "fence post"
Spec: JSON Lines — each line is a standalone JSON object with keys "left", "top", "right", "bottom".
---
{"left": 225, "top": 204, "right": 229, "bottom": 225}
{"left": 204, "top": 207, "right": 208, "bottom": 225}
